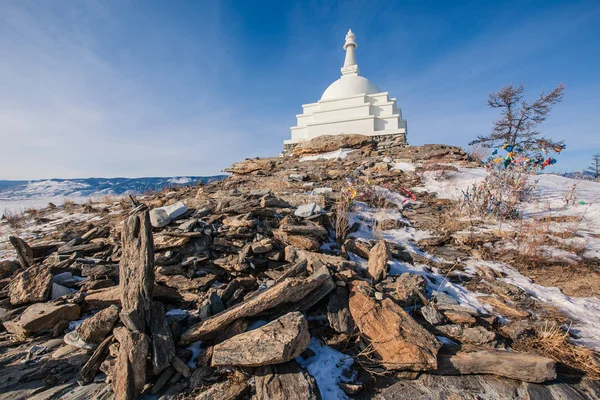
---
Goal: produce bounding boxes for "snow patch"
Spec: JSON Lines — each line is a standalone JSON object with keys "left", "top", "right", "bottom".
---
{"left": 186, "top": 340, "right": 204, "bottom": 369}
{"left": 468, "top": 260, "right": 600, "bottom": 351}
{"left": 298, "top": 338, "right": 354, "bottom": 400}
{"left": 300, "top": 148, "right": 355, "bottom": 162}
{"left": 168, "top": 177, "right": 193, "bottom": 184}
{"left": 392, "top": 162, "right": 416, "bottom": 172}
{"left": 415, "top": 167, "right": 487, "bottom": 200}
{"left": 165, "top": 309, "right": 189, "bottom": 317}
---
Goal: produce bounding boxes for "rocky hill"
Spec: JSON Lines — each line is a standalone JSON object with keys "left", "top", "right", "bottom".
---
{"left": 0, "top": 135, "right": 599, "bottom": 399}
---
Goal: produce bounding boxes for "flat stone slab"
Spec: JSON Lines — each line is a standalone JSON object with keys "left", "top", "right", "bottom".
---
{"left": 211, "top": 311, "right": 310, "bottom": 367}
{"left": 4, "top": 303, "right": 80, "bottom": 336}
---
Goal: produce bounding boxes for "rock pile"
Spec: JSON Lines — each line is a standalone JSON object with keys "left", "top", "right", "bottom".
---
{"left": 0, "top": 135, "right": 590, "bottom": 399}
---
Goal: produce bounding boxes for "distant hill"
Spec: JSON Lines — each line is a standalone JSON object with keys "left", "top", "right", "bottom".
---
{"left": 0, "top": 176, "right": 226, "bottom": 201}
{"left": 559, "top": 170, "right": 598, "bottom": 181}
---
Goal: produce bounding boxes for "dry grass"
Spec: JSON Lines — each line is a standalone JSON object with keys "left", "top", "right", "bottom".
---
{"left": 99, "top": 195, "right": 124, "bottom": 206}
{"left": 514, "top": 322, "right": 600, "bottom": 379}
{"left": 509, "top": 196, "right": 591, "bottom": 263}
{"left": 334, "top": 197, "right": 351, "bottom": 245}
{"left": 62, "top": 199, "right": 76, "bottom": 212}
{"left": 371, "top": 214, "right": 384, "bottom": 241}
{"left": 516, "top": 217, "right": 552, "bottom": 261}
{"left": 24, "top": 207, "right": 40, "bottom": 219}
{"left": 353, "top": 340, "right": 393, "bottom": 377}
{"left": 2, "top": 209, "right": 26, "bottom": 229}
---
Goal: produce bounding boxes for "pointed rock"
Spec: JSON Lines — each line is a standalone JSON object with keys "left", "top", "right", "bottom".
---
{"left": 367, "top": 240, "right": 391, "bottom": 283}
{"left": 349, "top": 281, "right": 440, "bottom": 371}
{"left": 180, "top": 264, "right": 329, "bottom": 344}
{"left": 9, "top": 265, "right": 52, "bottom": 305}
{"left": 78, "top": 304, "right": 120, "bottom": 344}
{"left": 9, "top": 236, "right": 33, "bottom": 269}
{"left": 119, "top": 210, "right": 154, "bottom": 332}
{"left": 113, "top": 327, "right": 149, "bottom": 400}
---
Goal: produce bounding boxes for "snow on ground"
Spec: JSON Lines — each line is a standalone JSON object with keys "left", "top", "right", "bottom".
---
{"left": 467, "top": 260, "right": 600, "bottom": 351}
{"left": 349, "top": 202, "right": 431, "bottom": 255}
{"left": 300, "top": 148, "right": 355, "bottom": 162}
{"left": 391, "top": 162, "right": 416, "bottom": 172}
{"left": 390, "top": 260, "right": 485, "bottom": 314}
{"left": 416, "top": 166, "right": 600, "bottom": 260}
{"left": 0, "top": 208, "right": 104, "bottom": 260}
{"left": 415, "top": 166, "right": 487, "bottom": 200}
{"left": 527, "top": 174, "right": 600, "bottom": 260}
{"left": 298, "top": 338, "right": 354, "bottom": 400}
{"left": 351, "top": 178, "right": 600, "bottom": 352}
{"left": 186, "top": 340, "right": 204, "bottom": 369}
{"left": 0, "top": 196, "right": 91, "bottom": 218}
{"left": 168, "top": 177, "right": 193, "bottom": 184}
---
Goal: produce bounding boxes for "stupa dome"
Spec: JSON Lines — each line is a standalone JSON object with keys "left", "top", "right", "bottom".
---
{"left": 285, "top": 29, "right": 407, "bottom": 149}
{"left": 321, "top": 74, "right": 381, "bottom": 100}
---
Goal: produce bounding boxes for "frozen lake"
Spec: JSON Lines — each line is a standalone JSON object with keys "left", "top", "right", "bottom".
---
{"left": 0, "top": 197, "right": 88, "bottom": 218}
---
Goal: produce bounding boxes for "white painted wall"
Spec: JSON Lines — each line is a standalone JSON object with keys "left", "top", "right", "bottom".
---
{"left": 287, "top": 92, "right": 407, "bottom": 144}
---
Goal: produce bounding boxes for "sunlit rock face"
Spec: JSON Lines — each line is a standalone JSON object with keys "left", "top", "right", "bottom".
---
{"left": 286, "top": 30, "right": 407, "bottom": 149}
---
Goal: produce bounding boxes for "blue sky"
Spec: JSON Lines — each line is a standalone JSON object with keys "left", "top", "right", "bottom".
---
{"left": 0, "top": 0, "right": 599, "bottom": 179}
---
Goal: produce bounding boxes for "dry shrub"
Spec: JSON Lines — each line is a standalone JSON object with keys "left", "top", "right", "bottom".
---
{"left": 516, "top": 217, "right": 551, "bottom": 261}
{"left": 456, "top": 165, "right": 536, "bottom": 221}
{"left": 515, "top": 322, "right": 600, "bottom": 379}
{"left": 2, "top": 209, "right": 26, "bottom": 229}
{"left": 356, "top": 187, "right": 388, "bottom": 209}
{"left": 24, "top": 207, "right": 40, "bottom": 219}
{"left": 334, "top": 197, "right": 351, "bottom": 245}
{"left": 562, "top": 183, "right": 578, "bottom": 206}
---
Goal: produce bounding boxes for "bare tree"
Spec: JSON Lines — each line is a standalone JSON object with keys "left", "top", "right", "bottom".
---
{"left": 470, "top": 83, "right": 565, "bottom": 154}
{"left": 588, "top": 154, "right": 600, "bottom": 181}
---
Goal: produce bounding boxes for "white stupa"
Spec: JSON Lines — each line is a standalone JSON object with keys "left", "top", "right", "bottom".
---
{"left": 285, "top": 29, "right": 407, "bottom": 150}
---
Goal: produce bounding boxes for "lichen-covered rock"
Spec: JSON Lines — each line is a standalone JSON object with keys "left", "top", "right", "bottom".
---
{"left": 293, "top": 134, "right": 373, "bottom": 156}
{"left": 9, "top": 265, "right": 53, "bottom": 305}
{"left": 225, "top": 158, "right": 277, "bottom": 175}
{"left": 386, "top": 273, "right": 427, "bottom": 306}
{"left": 113, "top": 327, "right": 149, "bottom": 399}
{"left": 437, "top": 324, "right": 496, "bottom": 345}
{"left": 255, "top": 361, "right": 320, "bottom": 400}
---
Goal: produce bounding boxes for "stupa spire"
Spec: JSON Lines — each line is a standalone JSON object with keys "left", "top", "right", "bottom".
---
{"left": 341, "top": 29, "right": 359, "bottom": 76}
